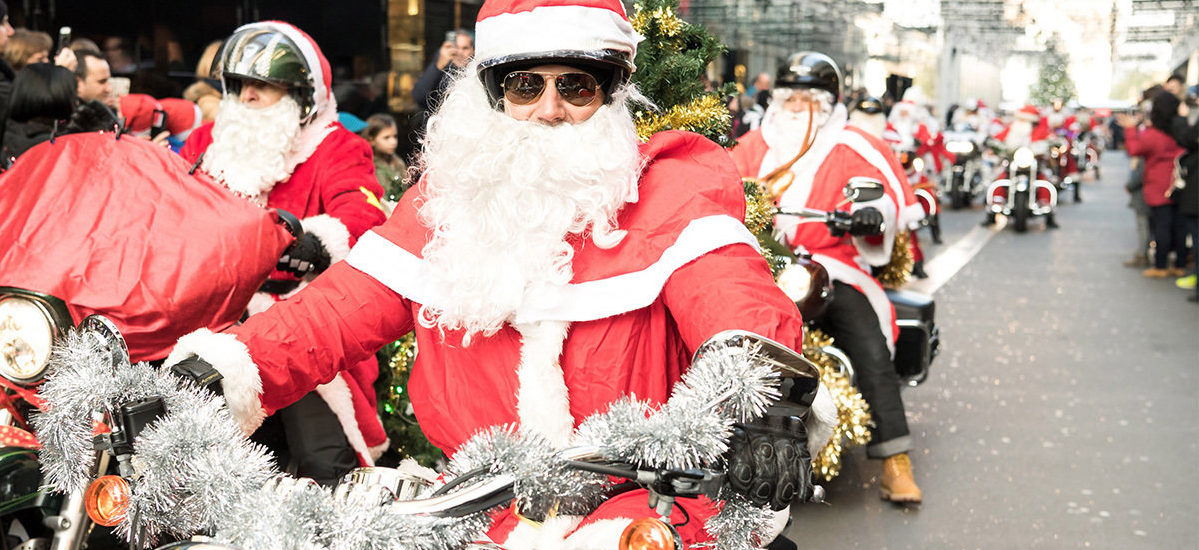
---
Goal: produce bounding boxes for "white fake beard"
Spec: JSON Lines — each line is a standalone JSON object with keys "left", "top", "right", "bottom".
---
{"left": 848, "top": 111, "right": 886, "bottom": 139}
{"left": 416, "top": 71, "right": 643, "bottom": 342}
{"left": 202, "top": 95, "right": 303, "bottom": 203}
{"left": 1005, "top": 120, "right": 1033, "bottom": 146}
{"left": 760, "top": 105, "right": 828, "bottom": 160}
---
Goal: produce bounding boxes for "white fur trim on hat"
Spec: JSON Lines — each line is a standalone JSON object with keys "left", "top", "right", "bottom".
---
{"left": 514, "top": 320, "right": 574, "bottom": 448}
{"left": 314, "top": 373, "right": 373, "bottom": 467}
{"left": 164, "top": 328, "right": 267, "bottom": 435}
{"left": 475, "top": 5, "right": 644, "bottom": 71}
{"left": 300, "top": 213, "right": 352, "bottom": 266}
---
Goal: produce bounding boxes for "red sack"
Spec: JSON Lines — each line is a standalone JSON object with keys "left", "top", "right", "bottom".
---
{"left": 0, "top": 133, "right": 294, "bottom": 361}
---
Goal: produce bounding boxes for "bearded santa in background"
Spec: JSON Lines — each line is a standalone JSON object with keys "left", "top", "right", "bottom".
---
{"left": 178, "top": 21, "right": 389, "bottom": 484}
{"left": 994, "top": 104, "right": 1050, "bottom": 149}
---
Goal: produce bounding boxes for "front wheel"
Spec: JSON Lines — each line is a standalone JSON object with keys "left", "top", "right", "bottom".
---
{"left": 949, "top": 172, "right": 966, "bottom": 209}
{"left": 1012, "top": 191, "right": 1029, "bottom": 233}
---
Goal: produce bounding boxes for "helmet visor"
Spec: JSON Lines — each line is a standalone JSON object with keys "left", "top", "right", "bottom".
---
{"left": 212, "top": 27, "right": 312, "bottom": 90}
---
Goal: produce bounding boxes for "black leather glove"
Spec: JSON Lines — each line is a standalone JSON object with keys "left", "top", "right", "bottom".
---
{"left": 277, "top": 233, "right": 331, "bottom": 276}
{"left": 848, "top": 206, "right": 885, "bottom": 237}
{"left": 169, "top": 355, "right": 224, "bottom": 397}
{"left": 726, "top": 410, "right": 814, "bottom": 511}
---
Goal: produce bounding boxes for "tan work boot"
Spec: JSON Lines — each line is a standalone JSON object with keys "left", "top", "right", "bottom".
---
{"left": 880, "top": 453, "right": 922, "bottom": 504}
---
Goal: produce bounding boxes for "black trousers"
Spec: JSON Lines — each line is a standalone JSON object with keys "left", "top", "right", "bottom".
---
{"left": 818, "top": 281, "right": 911, "bottom": 458}
{"left": 251, "top": 392, "right": 359, "bottom": 486}
{"left": 1150, "top": 204, "right": 1188, "bottom": 269}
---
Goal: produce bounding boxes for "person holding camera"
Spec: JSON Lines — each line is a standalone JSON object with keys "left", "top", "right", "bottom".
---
{"left": 412, "top": 28, "right": 473, "bottom": 122}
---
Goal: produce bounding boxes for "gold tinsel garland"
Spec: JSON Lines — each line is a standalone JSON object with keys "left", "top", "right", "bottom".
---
{"left": 633, "top": 94, "right": 731, "bottom": 142}
{"left": 629, "top": 4, "right": 684, "bottom": 37}
{"left": 874, "top": 230, "right": 914, "bottom": 290}
{"left": 383, "top": 333, "right": 418, "bottom": 415}
{"left": 804, "top": 327, "right": 874, "bottom": 481}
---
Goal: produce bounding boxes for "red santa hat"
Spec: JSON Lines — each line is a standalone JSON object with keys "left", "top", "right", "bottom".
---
{"left": 473, "top": 0, "right": 643, "bottom": 74}
{"left": 1015, "top": 104, "right": 1040, "bottom": 121}
{"left": 119, "top": 94, "right": 205, "bottom": 140}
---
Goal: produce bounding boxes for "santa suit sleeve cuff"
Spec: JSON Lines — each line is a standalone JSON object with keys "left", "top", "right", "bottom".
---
{"left": 301, "top": 213, "right": 353, "bottom": 267}
{"left": 164, "top": 328, "right": 267, "bottom": 435}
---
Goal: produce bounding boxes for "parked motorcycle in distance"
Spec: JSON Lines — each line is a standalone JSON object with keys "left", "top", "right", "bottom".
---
{"left": 0, "top": 133, "right": 300, "bottom": 550}
{"left": 1047, "top": 136, "right": 1082, "bottom": 203}
{"left": 985, "top": 143, "right": 1059, "bottom": 232}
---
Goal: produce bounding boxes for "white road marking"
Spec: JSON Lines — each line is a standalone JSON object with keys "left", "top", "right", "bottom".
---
{"left": 905, "top": 219, "right": 1002, "bottom": 294}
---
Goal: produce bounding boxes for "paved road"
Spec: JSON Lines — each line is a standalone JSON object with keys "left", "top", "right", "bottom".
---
{"left": 784, "top": 151, "right": 1199, "bottom": 549}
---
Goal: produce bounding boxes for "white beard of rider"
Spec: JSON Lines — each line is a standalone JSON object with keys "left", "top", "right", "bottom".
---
{"left": 201, "top": 95, "right": 303, "bottom": 204}
{"left": 759, "top": 88, "right": 832, "bottom": 160}
{"left": 1005, "top": 120, "right": 1034, "bottom": 147}
{"left": 848, "top": 111, "right": 887, "bottom": 139}
{"left": 415, "top": 69, "right": 644, "bottom": 343}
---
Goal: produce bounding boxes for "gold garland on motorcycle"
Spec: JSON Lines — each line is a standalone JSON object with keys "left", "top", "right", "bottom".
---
{"left": 743, "top": 178, "right": 789, "bottom": 276}
{"left": 804, "top": 327, "right": 874, "bottom": 481}
{"left": 874, "top": 230, "right": 914, "bottom": 290}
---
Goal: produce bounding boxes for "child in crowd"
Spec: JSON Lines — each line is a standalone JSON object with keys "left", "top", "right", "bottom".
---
{"left": 361, "top": 113, "right": 408, "bottom": 205}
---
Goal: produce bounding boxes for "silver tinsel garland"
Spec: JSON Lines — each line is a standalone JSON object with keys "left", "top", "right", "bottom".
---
{"left": 35, "top": 325, "right": 786, "bottom": 549}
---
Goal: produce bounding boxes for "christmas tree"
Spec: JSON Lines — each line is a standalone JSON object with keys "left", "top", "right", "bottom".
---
{"left": 1029, "top": 39, "right": 1076, "bottom": 106}
{"left": 629, "top": 0, "right": 738, "bottom": 146}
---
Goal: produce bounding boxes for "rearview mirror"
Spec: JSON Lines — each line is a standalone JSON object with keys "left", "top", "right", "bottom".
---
{"left": 843, "top": 177, "right": 885, "bottom": 203}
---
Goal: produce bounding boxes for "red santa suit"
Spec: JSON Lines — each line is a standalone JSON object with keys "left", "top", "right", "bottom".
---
{"left": 166, "top": 130, "right": 810, "bottom": 544}
{"left": 178, "top": 21, "right": 389, "bottom": 466}
{"left": 730, "top": 104, "right": 922, "bottom": 352}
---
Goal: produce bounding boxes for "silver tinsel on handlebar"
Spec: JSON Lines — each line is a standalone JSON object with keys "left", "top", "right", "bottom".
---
{"left": 35, "top": 326, "right": 785, "bottom": 549}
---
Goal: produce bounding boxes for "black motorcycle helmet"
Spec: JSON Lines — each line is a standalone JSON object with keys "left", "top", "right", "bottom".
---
{"left": 477, "top": 49, "right": 633, "bottom": 109}
{"left": 854, "top": 96, "right": 884, "bottom": 115}
{"left": 775, "top": 51, "right": 842, "bottom": 102}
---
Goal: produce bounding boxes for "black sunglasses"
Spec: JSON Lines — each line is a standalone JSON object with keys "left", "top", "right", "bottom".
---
{"left": 501, "top": 71, "right": 601, "bottom": 107}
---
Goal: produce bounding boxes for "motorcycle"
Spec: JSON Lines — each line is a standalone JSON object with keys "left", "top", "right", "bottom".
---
{"left": 895, "top": 149, "right": 942, "bottom": 245}
{"left": 0, "top": 133, "right": 299, "bottom": 549}
{"left": 984, "top": 143, "right": 1058, "bottom": 232}
{"left": 773, "top": 178, "right": 940, "bottom": 388}
{"left": 35, "top": 318, "right": 824, "bottom": 550}
{"left": 942, "top": 129, "right": 987, "bottom": 209}
{"left": 1047, "top": 135, "right": 1082, "bottom": 203}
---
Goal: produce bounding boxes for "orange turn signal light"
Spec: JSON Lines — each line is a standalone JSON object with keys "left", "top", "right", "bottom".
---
{"left": 84, "top": 475, "right": 130, "bottom": 526}
{"left": 618, "top": 517, "right": 678, "bottom": 550}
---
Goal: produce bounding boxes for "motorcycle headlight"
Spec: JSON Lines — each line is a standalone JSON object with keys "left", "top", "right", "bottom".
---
{"left": 1012, "top": 147, "right": 1036, "bottom": 169}
{"left": 0, "top": 296, "right": 58, "bottom": 384}
{"left": 946, "top": 140, "right": 974, "bottom": 154}
{"left": 777, "top": 263, "right": 813, "bottom": 302}
{"left": 912, "top": 157, "right": 925, "bottom": 173}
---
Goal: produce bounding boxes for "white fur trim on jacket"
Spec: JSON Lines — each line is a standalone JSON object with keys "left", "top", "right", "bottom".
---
{"left": 840, "top": 130, "right": 926, "bottom": 230}
{"left": 314, "top": 373, "right": 374, "bottom": 467}
{"left": 812, "top": 253, "right": 897, "bottom": 357}
{"left": 514, "top": 321, "right": 574, "bottom": 448}
{"left": 284, "top": 105, "right": 339, "bottom": 174}
{"left": 345, "top": 215, "right": 760, "bottom": 324}
{"left": 164, "top": 328, "right": 267, "bottom": 435}
{"left": 807, "top": 383, "right": 838, "bottom": 459}
{"left": 300, "top": 213, "right": 352, "bottom": 267}
{"left": 502, "top": 516, "right": 632, "bottom": 550}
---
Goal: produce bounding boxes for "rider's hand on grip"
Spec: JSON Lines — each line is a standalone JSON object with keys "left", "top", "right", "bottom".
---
{"left": 169, "top": 355, "right": 224, "bottom": 397}
{"left": 277, "top": 233, "right": 332, "bottom": 276}
{"left": 727, "top": 411, "right": 814, "bottom": 511}
{"left": 849, "top": 207, "right": 885, "bottom": 237}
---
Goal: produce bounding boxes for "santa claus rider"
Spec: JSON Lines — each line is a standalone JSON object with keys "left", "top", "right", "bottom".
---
{"left": 178, "top": 22, "right": 389, "bottom": 485}
{"left": 983, "top": 104, "right": 1058, "bottom": 228}
{"left": 729, "top": 52, "right": 927, "bottom": 504}
{"left": 165, "top": 0, "right": 836, "bottom": 546}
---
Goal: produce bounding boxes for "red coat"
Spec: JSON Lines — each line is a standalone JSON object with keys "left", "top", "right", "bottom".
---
{"left": 170, "top": 130, "right": 803, "bottom": 544}
{"left": 1125, "top": 126, "right": 1185, "bottom": 207}
{"left": 730, "top": 113, "right": 921, "bottom": 353}
{"left": 179, "top": 120, "right": 389, "bottom": 463}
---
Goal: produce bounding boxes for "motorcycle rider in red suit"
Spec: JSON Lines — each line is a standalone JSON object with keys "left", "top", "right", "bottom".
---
{"left": 729, "top": 52, "right": 926, "bottom": 504}
{"left": 178, "top": 21, "right": 389, "bottom": 485}
{"left": 984, "top": 104, "right": 1058, "bottom": 228}
{"left": 166, "top": 0, "right": 836, "bottom": 546}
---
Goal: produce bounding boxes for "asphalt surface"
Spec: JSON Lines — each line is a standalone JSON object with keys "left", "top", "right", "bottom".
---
{"left": 783, "top": 151, "right": 1199, "bottom": 549}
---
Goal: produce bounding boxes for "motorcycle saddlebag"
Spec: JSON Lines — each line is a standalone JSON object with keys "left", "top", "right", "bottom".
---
{"left": 885, "top": 288, "right": 939, "bottom": 385}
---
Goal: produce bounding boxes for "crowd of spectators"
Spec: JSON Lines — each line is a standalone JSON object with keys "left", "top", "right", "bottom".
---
{"left": 1117, "top": 75, "right": 1198, "bottom": 302}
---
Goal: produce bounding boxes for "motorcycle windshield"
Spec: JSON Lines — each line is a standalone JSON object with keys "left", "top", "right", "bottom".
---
{"left": 0, "top": 133, "right": 294, "bottom": 361}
